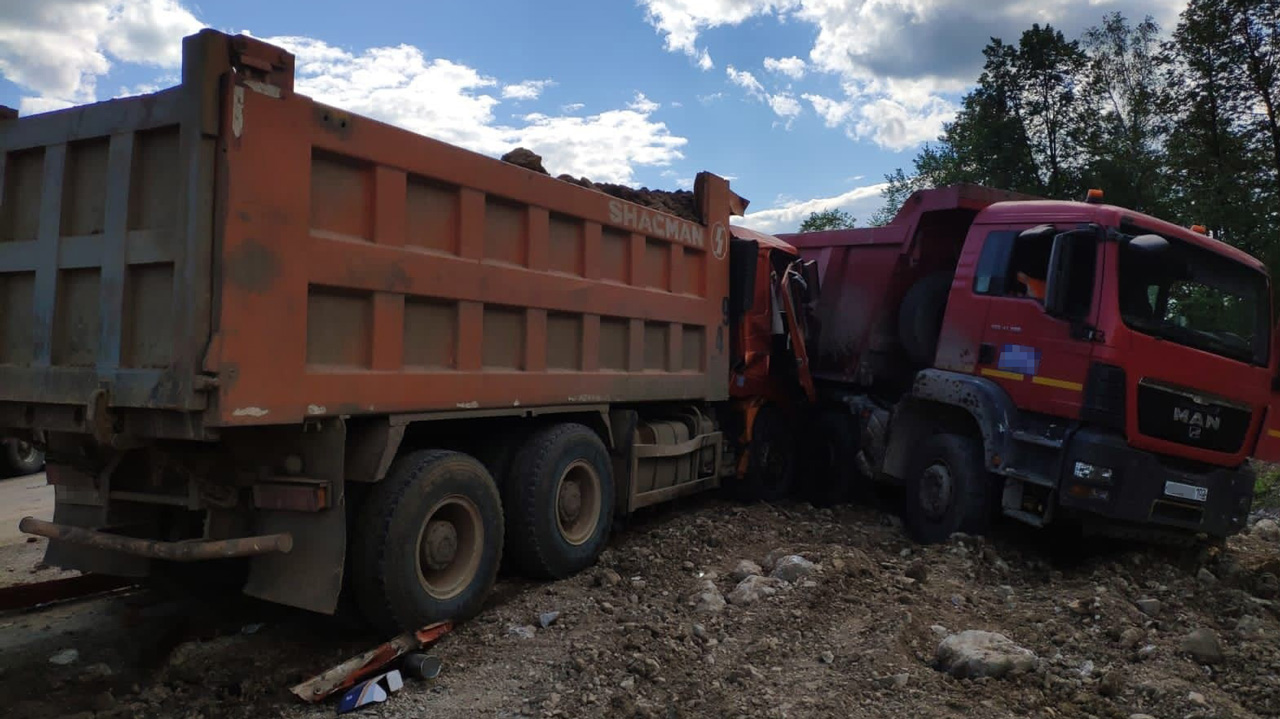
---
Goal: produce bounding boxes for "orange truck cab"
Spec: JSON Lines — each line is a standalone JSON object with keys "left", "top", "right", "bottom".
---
{"left": 781, "top": 185, "right": 1278, "bottom": 543}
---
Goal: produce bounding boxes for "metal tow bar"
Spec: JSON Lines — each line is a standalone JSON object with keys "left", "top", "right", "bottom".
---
{"left": 18, "top": 517, "right": 294, "bottom": 561}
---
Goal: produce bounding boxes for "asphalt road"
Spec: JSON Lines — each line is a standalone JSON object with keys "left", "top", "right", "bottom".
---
{"left": 0, "top": 473, "right": 51, "bottom": 546}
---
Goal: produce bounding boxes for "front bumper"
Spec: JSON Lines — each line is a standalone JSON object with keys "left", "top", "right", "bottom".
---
{"left": 1059, "top": 428, "right": 1253, "bottom": 538}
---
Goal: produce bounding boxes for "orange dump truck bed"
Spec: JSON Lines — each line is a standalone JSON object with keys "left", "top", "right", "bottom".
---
{"left": 0, "top": 31, "right": 740, "bottom": 435}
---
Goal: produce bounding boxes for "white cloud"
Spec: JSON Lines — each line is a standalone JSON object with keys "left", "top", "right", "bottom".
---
{"left": 561, "top": 102, "right": 585, "bottom": 112}
{"left": 854, "top": 96, "right": 955, "bottom": 150}
{"left": 640, "top": 0, "right": 795, "bottom": 66}
{"left": 640, "top": 0, "right": 1186, "bottom": 150}
{"left": 742, "top": 181, "right": 887, "bottom": 234}
{"left": 726, "top": 65, "right": 766, "bottom": 96}
{"left": 698, "top": 91, "right": 725, "bottom": 104}
{"left": 763, "top": 55, "right": 806, "bottom": 79}
{"left": 628, "top": 92, "right": 660, "bottom": 113}
{"left": 803, "top": 92, "right": 854, "bottom": 127}
{"left": 767, "top": 93, "right": 801, "bottom": 118}
{"left": 670, "top": 100, "right": 683, "bottom": 108}
{"left": 0, "top": 0, "right": 201, "bottom": 110}
{"left": 502, "top": 79, "right": 553, "bottom": 101}
{"left": 272, "top": 36, "right": 685, "bottom": 185}
{"left": 727, "top": 64, "right": 802, "bottom": 125}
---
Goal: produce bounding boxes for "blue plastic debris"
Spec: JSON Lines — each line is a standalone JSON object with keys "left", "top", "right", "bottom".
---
{"left": 337, "top": 669, "right": 404, "bottom": 714}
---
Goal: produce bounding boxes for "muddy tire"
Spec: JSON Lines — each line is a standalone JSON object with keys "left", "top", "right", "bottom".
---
{"left": 733, "top": 405, "right": 796, "bottom": 502}
{"left": 4, "top": 440, "right": 44, "bottom": 476}
{"left": 898, "top": 272, "right": 953, "bottom": 366}
{"left": 801, "top": 409, "right": 862, "bottom": 506}
{"left": 504, "top": 424, "right": 615, "bottom": 580}
{"left": 902, "top": 433, "right": 993, "bottom": 544}
{"left": 353, "top": 450, "right": 503, "bottom": 635}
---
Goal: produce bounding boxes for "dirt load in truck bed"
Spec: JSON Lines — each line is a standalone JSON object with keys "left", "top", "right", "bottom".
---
{"left": 3, "top": 498, "right": 1280, "bottom": 719}
{"left": 501, "top": 147, "right": 700, "bottom": 223}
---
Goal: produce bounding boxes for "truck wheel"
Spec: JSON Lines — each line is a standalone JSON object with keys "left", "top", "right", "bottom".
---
{"left": 4, "top": 440, "right": 45, "bottom": 476}
{"left": 801, "top": 410, "right": 861, "bottom": 506}
{"left": 902, "top": 433, "right": 992, "bottom": 543}
{"left": 898, "top": 272, "right": 953, "bottom": 366}
{"left": 353, "top": 450, "right": 503, "bottom": 634}
{"left": 734, "top": 405, "right": 795, "bottom": 502}
{"left": 504, "top": 424, "right": 615, "bottom": 580}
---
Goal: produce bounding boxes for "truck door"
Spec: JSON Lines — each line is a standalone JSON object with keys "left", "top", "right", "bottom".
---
{"left": 969, "top": 226, "right": 1102, "bottom": 420}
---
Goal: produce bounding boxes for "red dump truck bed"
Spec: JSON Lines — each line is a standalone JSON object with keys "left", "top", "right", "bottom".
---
{"left": 0, "top": 31, "right": 740, "bottom": 436}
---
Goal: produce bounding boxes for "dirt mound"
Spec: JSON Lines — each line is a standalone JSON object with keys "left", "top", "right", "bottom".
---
{"left": 501, "top": 147, "right": 699, "bottom": 223}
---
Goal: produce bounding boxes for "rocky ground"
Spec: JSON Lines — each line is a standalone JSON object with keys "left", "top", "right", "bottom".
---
{"left": 2, "top": 492, "right": 1279, "bottom": 719}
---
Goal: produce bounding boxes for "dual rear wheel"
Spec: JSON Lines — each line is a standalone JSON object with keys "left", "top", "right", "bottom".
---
{"left": 352, "top": 424, "right": 614, "bottom": 633}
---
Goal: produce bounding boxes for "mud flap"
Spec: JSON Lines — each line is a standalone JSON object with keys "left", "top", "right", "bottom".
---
{"left": 244, "top": 501, "right": 346, "bottom": 614}
{"left": 243, "top": 418, "right": 347, "bottom": 614}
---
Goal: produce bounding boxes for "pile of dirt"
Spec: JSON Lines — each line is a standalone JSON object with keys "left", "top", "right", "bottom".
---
{"left": 500, "top": 147, "right": 699, "bottom": 223}
{"left": 6, "top": 498, "right": 1280, "bottom": 719}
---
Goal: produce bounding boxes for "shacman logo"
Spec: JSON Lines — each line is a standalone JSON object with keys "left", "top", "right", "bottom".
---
{"left": 1173, "top": 407, "right": 1220, "bottom": 440}
{"left": 712, "top": 223, "right": 727, "bottom": 260}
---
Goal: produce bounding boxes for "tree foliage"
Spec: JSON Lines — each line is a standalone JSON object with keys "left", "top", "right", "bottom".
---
{"left": 872, "top": 0, "right": 1280, "bottom": 286}
{"left": 798, "top": 208, "right": 857, "bottom": 232}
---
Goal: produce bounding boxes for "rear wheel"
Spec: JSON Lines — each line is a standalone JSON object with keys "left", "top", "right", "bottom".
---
{"left": 353, "top": 450, "right": 503, "bottom": 634}
{"left": 902, "top": 433, "right": 993, "bottom": 543}
{"left": 504, "top": 424, "right": 615, "bottom": 579}
{"left": 898, "top": 272, "right": 953, "bottom": 366}
{"left": 733, "top": 405, "right": 796, "bottom": 502}
{"left": 5, "top": 440, "right": 45, "bottom": 476}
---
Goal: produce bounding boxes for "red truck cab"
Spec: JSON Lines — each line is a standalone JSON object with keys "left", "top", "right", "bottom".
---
{"left": 783, "top": 186, "right": 1276, "bottom": 542}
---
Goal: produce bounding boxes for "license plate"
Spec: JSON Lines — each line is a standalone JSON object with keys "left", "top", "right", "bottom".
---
{"left": 1164, "top": 480, "right": 1208, "bottom": 503}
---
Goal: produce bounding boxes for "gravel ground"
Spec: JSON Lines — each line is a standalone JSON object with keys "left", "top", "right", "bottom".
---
{"left": 2, "top": 495, "right": 1279, "bottom": 719}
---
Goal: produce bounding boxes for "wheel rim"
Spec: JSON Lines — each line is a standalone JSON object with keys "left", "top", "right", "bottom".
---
{"left": 415, "top": 495, "right": 484, "bottom": 600}
{"left": 555, "top": 459, "right": 602, "bottom": 546}
{"left": 919, "top": 461, "right": 954, "bottom": 521}
{"left": 13, "top": 441, "right": 37, "bottom": 466}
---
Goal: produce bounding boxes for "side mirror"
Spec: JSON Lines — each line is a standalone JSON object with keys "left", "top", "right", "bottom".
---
{"left": 1126, "top": 234, "right": 1170, "bottom": 254}
{"left": 1044, "top": 229, "right": 1096, "bottom": 319}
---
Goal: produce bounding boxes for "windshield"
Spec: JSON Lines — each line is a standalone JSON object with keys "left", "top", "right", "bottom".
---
{"left": 1118, "top": 230, "right": 1270, "bottom": 366}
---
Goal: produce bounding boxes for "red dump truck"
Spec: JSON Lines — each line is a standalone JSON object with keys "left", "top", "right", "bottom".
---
{"left": 782, "top": 185, "right": 1280, "bottom": 543}
{"left": 0, "top": 30, "right": 814, "bottom": 631}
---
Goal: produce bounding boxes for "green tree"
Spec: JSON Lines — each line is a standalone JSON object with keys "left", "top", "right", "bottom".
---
{"left": 1164, "top": 0, "right": 1270, "bottom": 256}
{"left": 798, "top": 208, "right": 856, "bottom": 232}
{"left": 1079, "top": 13, "right": 1171, "bottom": 215}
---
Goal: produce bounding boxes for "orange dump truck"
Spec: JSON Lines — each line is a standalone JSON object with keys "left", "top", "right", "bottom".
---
{"left": 0, "top": 30, "right": 813, "bottom": 631}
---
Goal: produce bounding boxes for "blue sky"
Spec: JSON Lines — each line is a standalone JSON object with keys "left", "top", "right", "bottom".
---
{"left": 0, "top": 0, "right": 1186, "bottom": 232}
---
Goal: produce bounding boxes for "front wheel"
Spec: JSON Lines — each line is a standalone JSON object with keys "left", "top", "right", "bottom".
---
{"left": 352, "top": 450, "right": 503, "bottom": 635}
{"left": 902, "top": 433, "right": 994, "bottom": 543}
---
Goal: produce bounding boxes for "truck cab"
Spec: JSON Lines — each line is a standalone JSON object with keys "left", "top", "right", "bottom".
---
{"left": 782, "top": 186, "right": 1277, "bottom": 543}
{"left": 936, "top": 198, "right": 1272, "bottom": 538}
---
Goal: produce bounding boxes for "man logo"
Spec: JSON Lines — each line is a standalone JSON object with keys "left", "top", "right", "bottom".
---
{"left": 712, "top": 224, "right": 727, "bottom": 261}
{"left": 1173, "top": 407, "right": 1219, "bottom": 439}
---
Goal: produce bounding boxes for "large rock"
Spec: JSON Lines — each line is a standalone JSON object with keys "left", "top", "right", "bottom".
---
{"left": 728, "top": 575, "right": 785, "bottom": 606}
{"left": 1180, "top": 628, "right": 1223, "bottom": 664}
{"left": 686, "top": 579, "right": 726, "bottom": 613}
{"left": 1135, "top": 598, "right": 1162, "bottom": 617}
{"left": 500, "top": 147, "right": 548, "bottom": 175}
{"left": 770, "top": 555, "right": 817, "bottom": 583}
{"left": 730, "top": 560, "right": 763, "bottom": 582}
{"left": 936, "top": 630, "right": 1037, "bottom": 679}
{"left": 1253, "top": 518, "right": 1280, "bottom": 541}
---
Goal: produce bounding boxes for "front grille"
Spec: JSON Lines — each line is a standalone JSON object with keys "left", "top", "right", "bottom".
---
{"left": 1136, "top": 380, "right": 1251, "bottom": 454}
